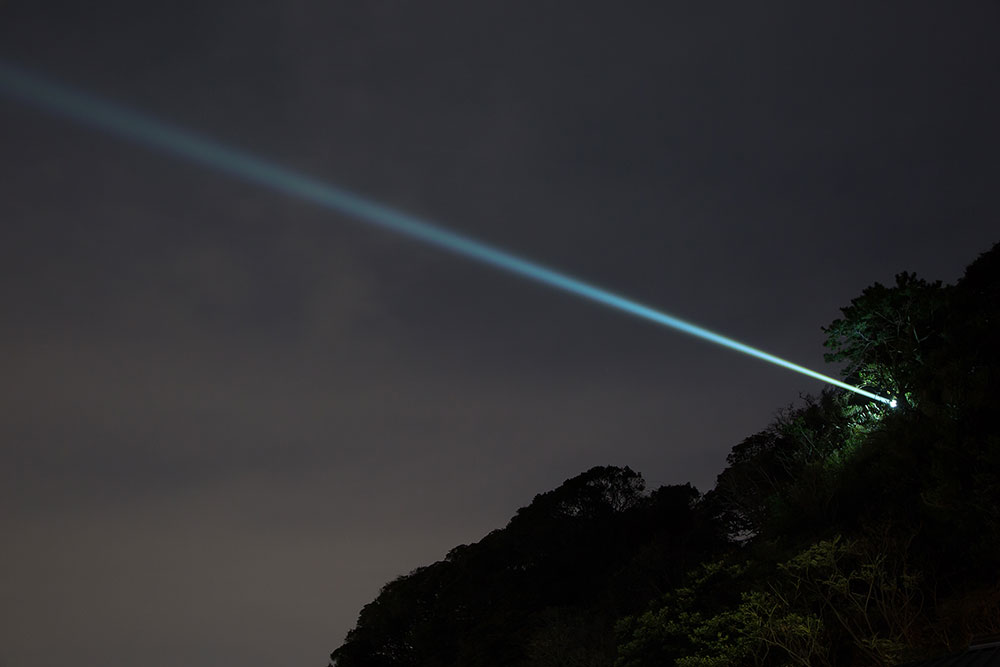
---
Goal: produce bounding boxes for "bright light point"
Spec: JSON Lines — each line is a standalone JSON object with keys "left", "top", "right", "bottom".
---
{"left": 0, "top": 61, "right": 898, "bottom": 407}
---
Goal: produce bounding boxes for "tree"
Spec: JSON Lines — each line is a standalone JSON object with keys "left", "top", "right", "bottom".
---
{"left": 510, "top": 465, "right": 646, "bottom": 523}
{"left": 773, "top": 533, "right": 926, "bottom": 666}
{"left": 615, "top": 560, "right": 750, "bottom": 667}
{"left": 331, "top": 467, "right": 721, "bottom": 667}
{"left": 618, "top": 532, "right": 927, "bottom": 667}
{"left": 822, "top": 272, "right": 948, "bottom": 407}
{"left": 707, "top": 391, "right": 872, "bottom": 540}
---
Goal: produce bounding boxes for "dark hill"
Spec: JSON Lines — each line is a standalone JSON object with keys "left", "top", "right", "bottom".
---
{"left": 329, "top": 241, "right": 1000, "bottom": 667}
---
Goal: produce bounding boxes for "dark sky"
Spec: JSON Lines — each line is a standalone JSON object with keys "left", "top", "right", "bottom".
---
{"left": 1, "top": 2, "right": 998, "bottom": 666}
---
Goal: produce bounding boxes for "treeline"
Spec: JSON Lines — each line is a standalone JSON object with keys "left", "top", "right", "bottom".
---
{"left": 328, "top": 241, "right": 1000, "bottom": 666}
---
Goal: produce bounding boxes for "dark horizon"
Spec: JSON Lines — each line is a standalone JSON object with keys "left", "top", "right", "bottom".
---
{"left": 2, "top": 2, "right": 998, "bottom": 666}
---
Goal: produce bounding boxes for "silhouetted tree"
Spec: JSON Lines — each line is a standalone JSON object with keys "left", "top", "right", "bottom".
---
{"left": 330, "top": 467, "right": 723, "bottom": 667}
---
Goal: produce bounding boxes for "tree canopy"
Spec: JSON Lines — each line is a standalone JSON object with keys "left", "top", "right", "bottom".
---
{"left": 328, "top": 241, "right": 1000, "bottom": 667}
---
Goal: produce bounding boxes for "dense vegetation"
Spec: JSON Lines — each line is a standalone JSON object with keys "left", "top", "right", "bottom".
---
{"left": 328, "top": 242, "right": 1000, "bottom": 666}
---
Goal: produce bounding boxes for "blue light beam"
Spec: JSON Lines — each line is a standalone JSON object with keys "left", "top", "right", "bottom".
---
{"left": 0, "top": 62, "right": 893, "bottom": 405}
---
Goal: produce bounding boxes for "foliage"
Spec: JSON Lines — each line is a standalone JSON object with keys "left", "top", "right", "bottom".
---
{"left": 775, "top": 534, "right": 924, "bottom": 666}
{"left": 706, "top": 391, "right": 880, "bottom": 540}
{"left": 618, "top": 533, "right": 926, "bottom": 667}
{"left": 821, "top": 272, "right": 948, "bottom": 406}
{"left": 615, "top": 560, "right": 748, "bottom": 667}
{"left": 328, "top": 241, "right": 1000, "bottom": 667}
{"left": 329, "top": 467, "right": 722, "bottom": 667}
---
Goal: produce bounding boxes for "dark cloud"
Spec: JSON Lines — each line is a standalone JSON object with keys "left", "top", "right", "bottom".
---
{"left": 2, "top": 2, "right": 998, "bottom": 666}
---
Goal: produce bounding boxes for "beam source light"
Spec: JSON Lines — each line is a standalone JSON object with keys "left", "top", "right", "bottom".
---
{"left": 0, "top": 62, "right": 894, "bottom": 406}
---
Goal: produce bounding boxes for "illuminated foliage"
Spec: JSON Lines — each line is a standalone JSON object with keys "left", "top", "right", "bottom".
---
{"left": 822, "top": 272, "right": 948, "bottom": 406}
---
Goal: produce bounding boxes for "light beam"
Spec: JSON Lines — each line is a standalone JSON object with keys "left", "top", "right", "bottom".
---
{"left": 0, "top": 62, "right": 894, "bottom": 406}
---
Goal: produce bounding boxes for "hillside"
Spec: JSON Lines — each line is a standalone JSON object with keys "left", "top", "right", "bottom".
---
{"left": 329, "top": 241, "right": 1000, "bottom": 667}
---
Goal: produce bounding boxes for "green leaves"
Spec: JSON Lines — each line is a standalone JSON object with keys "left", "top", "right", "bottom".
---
{"left": 617, "top": 533, "right": 925, "bottom": 667}
{"left": 822, "top": 272, "right": 947, "bottom": 404}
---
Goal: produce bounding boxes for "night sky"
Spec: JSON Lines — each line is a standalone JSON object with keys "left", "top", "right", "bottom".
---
{"left": 1, "top": 2, "right": 998, "bottom": 666}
